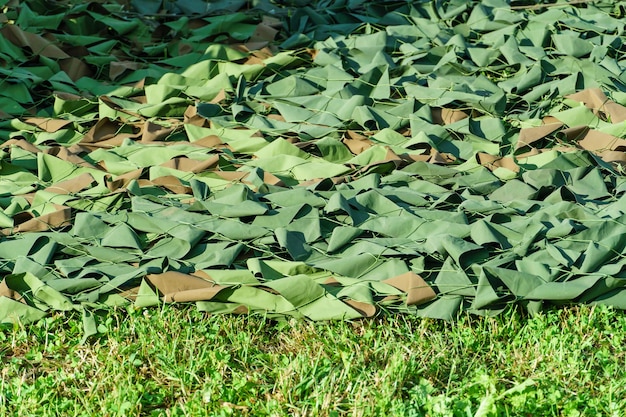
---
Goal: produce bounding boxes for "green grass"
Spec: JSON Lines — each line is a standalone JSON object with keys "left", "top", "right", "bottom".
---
{"left": 1, "top": 305, "right": 625, "bottom": 416}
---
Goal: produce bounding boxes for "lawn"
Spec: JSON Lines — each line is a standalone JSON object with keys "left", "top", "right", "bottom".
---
{"left": 2, "top": 305, "right": 626, "bottom": 416}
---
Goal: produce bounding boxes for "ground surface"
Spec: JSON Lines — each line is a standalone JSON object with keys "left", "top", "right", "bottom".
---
{"left": 3, "top": 305, "right": 626, "bottom": 416}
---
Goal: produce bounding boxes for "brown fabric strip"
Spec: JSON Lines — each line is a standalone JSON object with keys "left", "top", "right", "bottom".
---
{"left": 383, "top": 272, "right": 437, "bottom": 306}
{"left": 1, "top": 138, "right": 41, "bottom": 153}
{"left": 567, "top": 88, "right": 626, "bottom": 124}
{"left": 150, "top": 176, "right": 192, "bottom": 194}
{"left": 578, "top": 130, "right": 626, "bottom": 153}
{"left": 343, "top": 299, "right": 376, "bottom": 317}
{"left": 1, "top": 24, "right": 69, "bottom": 59}
{"left": 431, "top": 107, "right": 469, "bottom": 125}
{"left": 81, "top": 117, "right": 141, "bottom": 144}
{"left": 477, "top": 153, "right": 519, "bottom": 172}
{"left": 24, "top": 118, "right": 72, "bottom": 133}
{"left": 141, "top": 121, "right": 178, "bottom": 142}
{"left": 0, "top": 278, "right": 15, "bottom": 299}
{"left": 2, "top": 205, "right": 72, "bottom": 235}
{"left": 516, "top": 122, "right": 563, "bottom": 150}
{"left": 44, "top": 172, "right": 96, "bottom": 194}
{"left": 146, "top": 271, "right": 227, "bottom": 302}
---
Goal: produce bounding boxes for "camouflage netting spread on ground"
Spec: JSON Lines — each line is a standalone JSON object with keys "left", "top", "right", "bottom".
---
{"left": 1, "top": 0, "right": 626, "bottom": 334}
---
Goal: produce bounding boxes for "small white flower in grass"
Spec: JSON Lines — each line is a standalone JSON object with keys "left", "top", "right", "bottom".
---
{"left": 203, "top": 391, "right": 211, "bottom": 403}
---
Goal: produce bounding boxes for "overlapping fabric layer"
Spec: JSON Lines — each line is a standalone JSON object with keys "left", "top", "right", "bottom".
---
{"left": 1, "top": 0, "right": 626, "bottom": 332}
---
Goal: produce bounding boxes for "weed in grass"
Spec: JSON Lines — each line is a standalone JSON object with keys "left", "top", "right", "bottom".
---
{"left": 1, "top": 305, "right": 626, "bottom": 416}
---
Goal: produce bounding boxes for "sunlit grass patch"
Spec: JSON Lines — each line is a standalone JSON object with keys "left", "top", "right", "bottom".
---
{"left": 2, "top": 304, "right": 625, "bottom": 416}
